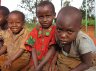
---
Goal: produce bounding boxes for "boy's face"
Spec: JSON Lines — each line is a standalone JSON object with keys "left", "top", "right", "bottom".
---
{"left": 8, "top": 13, "right": 24, "bottom": 34}
{"left": 56, "top": 14, "right": 81, "bottom": 45}
{"left": 36, "top": 5, "right": 55, "bottom": 29}
{"left": 0, "top": 10, "right": 6, "bottom": 25}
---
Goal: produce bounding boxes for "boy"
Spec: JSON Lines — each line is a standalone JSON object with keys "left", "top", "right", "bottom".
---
{"left": 55, "top": 6, "right": 96, "bottom": 71}
{"left": 0, "top": 6, "right": 10, "bottom": 68}
{"left": 0, "top": 10, "right": 30, "bottom": 71}
{"left": 25, "top": 1, "right": 56, "bottom": 71}
{"left": 0, "top": 6, "right": 10, "bottom": 48}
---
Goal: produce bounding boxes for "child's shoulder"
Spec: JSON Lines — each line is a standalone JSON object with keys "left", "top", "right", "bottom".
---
{"left": 50, "top": 25, "right": 56, "bottom": 33}
{"left": 76, "top": 31, "right": 95, "bottom": 49}
{"left": 76, "top": 31, "right": 92, "bottom": 40}
{"left": 52, "top": 25, "right": 56, "bottom": 29}
{"left": 28, "top": 27, "right": 38, "bottom": 37}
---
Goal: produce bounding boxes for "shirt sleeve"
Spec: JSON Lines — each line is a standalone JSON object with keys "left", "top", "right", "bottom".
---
{"left": 24, "top": 28, "right": 37, "bottom": 51}
{"left": 78, "top": 37, "right": 93, "bottom": 54}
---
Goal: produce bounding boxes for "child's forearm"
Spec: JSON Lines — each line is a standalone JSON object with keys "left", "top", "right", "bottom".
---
{"left": 37, "top": 46, "right": 55, "bottom": 70}
{"left": 71, "top": 63, "right": 92, "bottom": 71}
{"left": 71, "top": 52, "right": 93, "bottom": 71}
{"left": 32, "top": 48, "right": 38, "bottom": 68}
{"left": 9, "top": 49, "right": 24, "bottom": 62}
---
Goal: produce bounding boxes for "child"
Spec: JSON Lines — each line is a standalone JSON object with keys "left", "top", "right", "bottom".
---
{"left": 0, "top": 10, "right": 30, "bottom": 71}
{"left": 25, "top": 1, "right": 56, "bottom": 71}
{"left": 0, "top": 6, "right": 10, "bottom": 48}
{"left": 55, "top": 6, "right": 96, "bottom": 71}
{"left": 0, "top": 6, "right": 9, "bottom": 68}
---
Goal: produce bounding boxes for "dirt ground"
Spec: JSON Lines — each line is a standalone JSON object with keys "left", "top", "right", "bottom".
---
{"left": 82, "top": 26, "right": 96, "bottom": 45}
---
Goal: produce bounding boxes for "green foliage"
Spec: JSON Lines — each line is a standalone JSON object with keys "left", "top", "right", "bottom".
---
{"left": 63, "top": 1, "right": 70, "bottom": 7}
{"left": 82, "top": 19, "right": 95, "bottom": 26}
{"left": 25, "top": 23, "right": 36, "bottom": 31}
{"left": 80, "top": 0, "right": 94, "bottom": 18}
{"left": 80, "top": 9, "right": 86, "bottom": 19}
{"left": 19, "top": 0, "right": 52, "bottom": 17}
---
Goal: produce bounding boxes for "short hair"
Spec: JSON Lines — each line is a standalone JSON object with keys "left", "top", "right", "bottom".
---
{"left": 0, "top": 6, "right": 10, "bottom": 16}
{"left": 57, "top": 6, "right": 82, "bottom": 24}
{"left": 59, "top": 6, "right": 82, "bottom": 18}
{"left": 9, "top": 10, "right": 25, "bottom": 21}
{"left": 37, "top": 1, "right": 55, "bottom": 14}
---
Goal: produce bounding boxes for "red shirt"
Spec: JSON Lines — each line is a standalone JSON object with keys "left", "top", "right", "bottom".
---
{"left": 25, "top": 25, "right": 56, "bottom": 61}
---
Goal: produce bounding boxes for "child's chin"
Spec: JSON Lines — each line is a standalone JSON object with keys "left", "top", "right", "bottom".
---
{"left": 60, "top": 42, "right": 70, "bottom": 46}
{"left": 12, "top": 31, "right": 20, "bottom": 34}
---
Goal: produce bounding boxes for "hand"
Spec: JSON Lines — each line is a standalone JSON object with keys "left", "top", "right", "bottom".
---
{"left": 3, "top": 60, "right": 12, "bottom": 69}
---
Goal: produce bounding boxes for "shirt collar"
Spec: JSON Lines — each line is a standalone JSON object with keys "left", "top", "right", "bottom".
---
{"left": 8, "top": 28, "right": 25, "bottom": 41}
{"left": 38, "top": 25, "right": 53, "bottom": 37}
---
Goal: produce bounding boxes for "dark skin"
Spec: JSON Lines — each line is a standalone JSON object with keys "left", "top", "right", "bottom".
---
{"left": 56, "top": 6, "right": 93, "bottom": 71}
{"left": 32, "top": 5, "right": 56, "bottom": 71}
{"left": 1, "top": 13, "right": 25, "bottom": 69}
{"left": 32, "top": 48, "right": 38, "bottom": 68}
{"left": 0, "top": 10, "right": 7, "bottom": 48}
{"left": 0, "top": 10, "right": 7, "bottom": 27}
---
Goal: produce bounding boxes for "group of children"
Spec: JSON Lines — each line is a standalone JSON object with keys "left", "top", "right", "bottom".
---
{"left": 0, "top": 1, "right": 96, "bottom": 71}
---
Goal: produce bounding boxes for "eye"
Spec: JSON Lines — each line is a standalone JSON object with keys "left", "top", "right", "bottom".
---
{"left": 46, "top": 15, "right": 51, "bottom": 18}
{"left": 38, "top": 16, "right": 43, "bottom": 19}
{"left": 16, "top": 22, "right": 21, "bottom": 23}
{"left": 56, "top": 27, "right": 62, "bottom": 32}
{"left": 67, "top": 29, "right": 74, "bottom": 34}
{"left": 8, "top": 21, "right": 12, "bottom": 24}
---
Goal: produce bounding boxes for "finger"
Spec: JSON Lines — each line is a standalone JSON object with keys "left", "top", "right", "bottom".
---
{"left": 4, "top": 65, "right": 7, "bottom": 69}
{"left": 7, "top": 63, "right": 11, "bottom": 69}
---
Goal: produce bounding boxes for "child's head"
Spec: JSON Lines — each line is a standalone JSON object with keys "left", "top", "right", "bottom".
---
{"left": 7, "top": 10, "right": 25, "bottom": 34}
{"left": 56, "top": 6, "right": 82, "bottom": 46}
{"left": 36, "top": 1, "right": 56, "bottom": 29}
{"left": 0, "top": 6, "right": 10, "bottom": 30}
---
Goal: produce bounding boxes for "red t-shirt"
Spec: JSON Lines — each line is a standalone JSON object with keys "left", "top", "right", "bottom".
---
{"left": 25, "top": 25, "right": 56, "bottom": 61}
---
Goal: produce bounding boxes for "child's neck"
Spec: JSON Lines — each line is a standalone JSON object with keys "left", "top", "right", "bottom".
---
{"left": 63, "top": 44, "right": 71, "bottom": 53}
{"left": 42, "top": 28, "right": 48, "bottom": 36}
{"left": 42, "top": 27, "right": 50, "bottom": 33}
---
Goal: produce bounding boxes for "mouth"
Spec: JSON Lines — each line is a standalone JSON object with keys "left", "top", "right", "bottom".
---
{"left": 60, "top": 40, "right": 68, "bottom": 44}
{"left": 42, "top": 24, "right": 48, "bottom": 26}
{"left": 11, "top": 27, "right": 18, "bottom": 30}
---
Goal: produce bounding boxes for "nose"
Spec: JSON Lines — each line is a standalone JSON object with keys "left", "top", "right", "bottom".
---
{"left": 43, "top": 17, "right": 47, "bottom": 22}
{"left": 61, "top": 32, "right": 67, "bottom": 39}
{"left": 12, "top": 22, "right": 16, "bottom": 26}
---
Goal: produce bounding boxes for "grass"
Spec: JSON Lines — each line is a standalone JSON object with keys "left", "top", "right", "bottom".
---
{"left": 82, "top": 19, "right": 95, "bottom": 26}
{"left": 25, "top": 19, "right": 95, "bottom": 31}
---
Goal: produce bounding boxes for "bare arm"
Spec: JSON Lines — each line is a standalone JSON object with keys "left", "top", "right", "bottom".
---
{"left": 32, "top": 48, "right": 38, "bottom": 68}
{"left": 0, "top": 45, "right": 7, "bottom": 56}
{"left": 9, "top": 48, "right": 24, "bottom": 62}
{"left": 36, "top": 45, "right": 56, "bottom": 71}
{"left": 3, "top": 48, "right": 25, "bottom": 69}
{"left": 71, "top": 52, "right": 93, "bottom": 71}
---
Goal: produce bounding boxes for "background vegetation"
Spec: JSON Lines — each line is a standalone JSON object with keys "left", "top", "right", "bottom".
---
{"left": 20, "top": 0, "right": 95, "bottom": 31}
